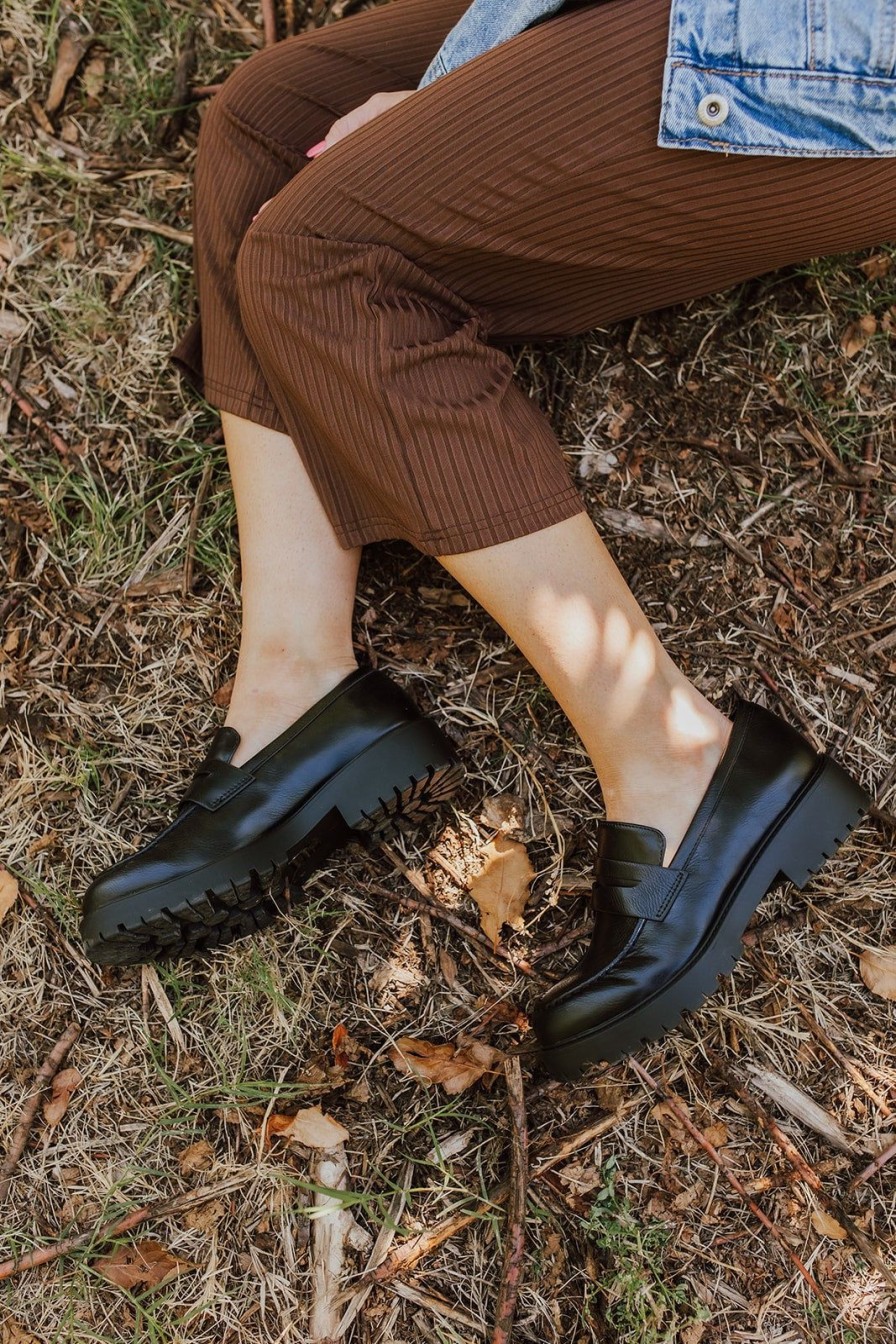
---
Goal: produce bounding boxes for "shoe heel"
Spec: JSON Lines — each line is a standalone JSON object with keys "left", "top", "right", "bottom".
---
{"left": 774, "top": 755, "right": 870, "bottom": 890}
{"left": 333, "top": 718, "right": 465, "bottom": 838}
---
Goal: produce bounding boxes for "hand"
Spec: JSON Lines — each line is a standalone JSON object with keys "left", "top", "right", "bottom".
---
{"left": 251, "top": 90, "right": 417, "bottom": 222}
{"left": 305, "top": 88, "right": 417, "bottom": 156}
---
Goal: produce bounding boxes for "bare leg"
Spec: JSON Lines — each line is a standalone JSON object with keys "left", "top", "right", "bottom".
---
{"left": 436, "top": 511, "right": 733, "bottom": 867}
{"left": 220, "top": 411, "right": 362, "bottom": 767}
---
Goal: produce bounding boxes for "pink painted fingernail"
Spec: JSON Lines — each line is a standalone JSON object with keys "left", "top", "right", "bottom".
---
{"left": 306, "top": 139, "right": 327, "bottom": 157}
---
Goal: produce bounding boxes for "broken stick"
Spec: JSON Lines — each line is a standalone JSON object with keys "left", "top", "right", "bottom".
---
{"left": 0, "top": 1022, "right": 81, "bottom": 1204}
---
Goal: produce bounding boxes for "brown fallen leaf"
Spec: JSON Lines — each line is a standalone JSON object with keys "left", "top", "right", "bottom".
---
{"left": 0, "top": 312, "right": 28, "bottom": 344}
{"left": 389, "top": 1034, "right": 503, "bottom": 1094}
{"left": 42, "top": 1066, "right": 83, "bottom": 1126}
{"left": 178, "top": 1139, "right": 214, "bottom": 1175}
{"left": 859, "top": 254, "right": 892, "bottom": 280}
{"left": 267, "top": 1105, "right": 350, "bottom": 1150}
{"left": 811, "top": 1208, "right": 848, "bottom": 1240}
{"left": 92, "top": 1239, "right": 199, "bottom": 1290}
{"left": 0, "top": 867, "right": 19, "bottom": 924}
{"left": 80, "top": 52, "right": 106, "bottom": 107}
{"left": 0, "top": 1317, "right": 44, "bottom": 1344}
{"left": 45, "top": 14, "right": 93, "bottom": 116}
{"left": 468, "top": 833, "right": 535, "bottom": 949}
{"left": 479, "top": 792, "right": 527, "bottom": 835}
{"left": 595, "top": 507, "right": 673, "bottom": 542}
{"left": 840, "top": 313, "right": 877, "bottom": 358}
{"left": 859, "top": 945, "right": 896, "bottom": 1001}
{"left": 331, "top": 1023, "right": 361, "bottom": 1071}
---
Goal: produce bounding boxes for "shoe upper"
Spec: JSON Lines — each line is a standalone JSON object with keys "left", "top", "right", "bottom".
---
{"left": 82, "top": 665, "right": 428, "bottom": 913}
{"left": 530, "top": 696, "right": 820, "bottom": 1049}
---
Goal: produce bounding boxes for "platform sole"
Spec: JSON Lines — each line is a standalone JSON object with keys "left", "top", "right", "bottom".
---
{"left": 536, "top": 753, "right": 871, "bottom": 1081}
{"left": 80, "top": 719, "right": 465, "bottom": 966}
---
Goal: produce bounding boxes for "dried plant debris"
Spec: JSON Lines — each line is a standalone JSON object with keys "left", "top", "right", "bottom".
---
{"left": 0, "top": 1, "right": 894, "bottom": 1341}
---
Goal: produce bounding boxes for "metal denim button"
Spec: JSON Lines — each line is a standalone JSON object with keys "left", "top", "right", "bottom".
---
{"left": 697, "top": 92, "right": 730, "bottom": 127}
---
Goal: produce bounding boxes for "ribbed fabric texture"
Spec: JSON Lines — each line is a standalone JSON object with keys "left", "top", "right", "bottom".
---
{"left": 170, "top": 0, "right": 896, "bottom": 556}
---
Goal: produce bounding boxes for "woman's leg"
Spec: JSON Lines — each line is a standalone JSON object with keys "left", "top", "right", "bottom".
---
{"left": 436, "top": 514, "right": 733, "bottom": 866}
{"left": 219, "top": 412, "right": 361, "bottom": 767}
{"left": 231, "top": 0, "right": 893, "bottom": 848}
{"left": 168, "top": 0, "right": 471, "bottom": 764}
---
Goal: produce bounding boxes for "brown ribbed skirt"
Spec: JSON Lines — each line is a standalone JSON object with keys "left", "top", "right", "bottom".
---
{"left": 169, "top": 0, "right": 896, "bottom": 556}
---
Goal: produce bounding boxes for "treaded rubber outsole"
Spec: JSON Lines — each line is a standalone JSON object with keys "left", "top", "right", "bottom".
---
{"left": 84, "top": 755, "right": 465, "bottom": 967}
{"left": 535, "top": 754, "right": 871, "bottom": 1082}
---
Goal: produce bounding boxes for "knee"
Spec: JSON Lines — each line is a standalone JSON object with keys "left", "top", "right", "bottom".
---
{"left": 194, "top": 36, "right": 313, "bottom": 162}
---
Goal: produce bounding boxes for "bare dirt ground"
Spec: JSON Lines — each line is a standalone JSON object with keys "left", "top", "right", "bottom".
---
{"left": 1, "top": 2, "right": 895, "bottom": 1341}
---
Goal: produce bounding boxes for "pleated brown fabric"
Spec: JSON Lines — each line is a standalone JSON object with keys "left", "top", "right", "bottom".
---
{"left": 170, "top": 0, "right": 896, "bottom": 556}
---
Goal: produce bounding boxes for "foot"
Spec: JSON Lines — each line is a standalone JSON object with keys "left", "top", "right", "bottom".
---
{"left": 224, "top": 655, "right": 361, "bottom": 767}
{"left": 602, "top": 697, "right": 734, "bottom": 867}
{"left": 531, "top": 696, "right": 870, "bottom": 1080}
{"left": 79, "top": 666, "right": 465, "bottom": 966}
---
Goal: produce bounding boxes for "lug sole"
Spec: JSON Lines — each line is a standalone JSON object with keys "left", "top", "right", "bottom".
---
{"left": 81, "top": 719, "right": 465, "bottom": 967}
{"left": 536, "top": 753, "right": 870, "bottom": 1082}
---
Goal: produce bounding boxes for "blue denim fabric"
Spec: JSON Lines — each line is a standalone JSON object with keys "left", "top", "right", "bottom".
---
{"left": 416, "top": 0, "right": 896, "bottom": 157}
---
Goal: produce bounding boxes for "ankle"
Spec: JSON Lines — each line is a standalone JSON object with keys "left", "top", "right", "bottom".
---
{"left": 223, "top": 656, "right": 360, "bottom": 766}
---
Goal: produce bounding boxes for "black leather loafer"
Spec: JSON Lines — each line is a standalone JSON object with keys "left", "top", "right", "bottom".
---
{"left": 80, "top": 665, "right": 464, "bottom": 966}
{"left": 531, "top": 696, "right": 871, "bottom": 1080}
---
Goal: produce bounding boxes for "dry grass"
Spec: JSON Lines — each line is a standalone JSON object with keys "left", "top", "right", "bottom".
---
{"left": 2, "top": 2, "right": 895, "bottom": 1341}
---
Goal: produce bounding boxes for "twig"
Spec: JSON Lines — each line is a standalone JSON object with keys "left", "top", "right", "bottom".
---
{"left": 490, "top": 1057, "right": 528, "bottom": 1344}
{"left": 848, "top": 1135, "right": 896, "bottom": 1193}
{"left": 0, "top": 375, "right": 82, "bottom": 459}
{"left": 703, "top": 1050, "right": 821, "bottom": 1190}
{"left": 335, "top": 1160, "right": 413, "bottom": 1337}
{"left": 627, "top": 1057, "right": 828, "bottom": 1303}
{"left": 796, "top": 1004, "right": 892, "bottom": 1120}
{"left": 373, "top": 1184, "right": 509, "bottom": 1285}
{"left": 371, "top": 841, "right": 535, "bottom": 974}
{"left": 367, "top": 879, "right": 527, "bottom": 976}
{"left": 158, "top": 23, "right": 197, "bottom": 147}
{"left": 0, "top": 1023, "right": 81, "bottom": 1204}
{"left": 0, "top": 1173, "right": 252, "bottom": 1280}
{"left": 260, "top": 0, "right": 277, "bottom": 45}
{"left": 530, "top": 1096, "right": 653, "bottom": 1178}
{"left": 15, "top": 886, "right": 104, "bottom": 1002}
{"left": 182, "top": 457, "right": 214, "bottom": 596}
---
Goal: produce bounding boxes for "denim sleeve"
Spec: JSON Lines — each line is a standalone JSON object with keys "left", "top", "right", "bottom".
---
{"left": 416, "top": 0, "right": 568, "bottom": 89}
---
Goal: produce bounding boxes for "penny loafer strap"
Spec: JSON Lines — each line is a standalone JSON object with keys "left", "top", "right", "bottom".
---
{"left": 181, "top": 759, "right": 256, "bottom": 811}
{"left": 590, "top": 856, "right": 686, "bottom": 922}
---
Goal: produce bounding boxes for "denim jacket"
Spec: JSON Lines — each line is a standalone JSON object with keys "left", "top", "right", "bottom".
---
{"left": 416, "top": 0, "right": 896, "bottom": 157}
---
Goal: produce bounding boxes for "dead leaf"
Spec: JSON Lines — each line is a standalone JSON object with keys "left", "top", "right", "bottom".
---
{"left": 81, "top": 52, "right": 106, "bottom": 107}
{"left": 42, "top": 1066, "right": 83, "bottom": 1126}
{"left": 859, "top": 945, "right": 896, "bottom": 1001}
{"left": 213, "top": 675, "right": 234, "bottom": 707}
{"left": 811, "top": 1208, "right": 848, "bottom": 1240}
{"left": 183, "top": 1198, "right": 226, "bottom": 1232}
{"left": 0, "top": 311, "right": 28, "bottom": 343}
{"left": 0, "top": 867, "right": 19, "bottom": 923}
{"left": 109, "top": 243, "right": 153, "bottom": 308}
{"left": 479, "top": 793, "right": 527, "bottom": 835}
{"left": 468, "top": 833, "right": 535, "bottom": 948}
{"left": 331, "top": 1023, "right": 361, "bottom": 1070}
{"left": 595, "top": 507, "right": 673, "bottom": 542}
{"left": 178, "top": 1139, "right": 214, "bottom": 1175}
{"left": 92, "top": 1239, "right": 198, "bottom": 1290}
{"left": 859, "top": 254, "right": 892, "bottom": 280}
{"left": 438, "top": 947, "right": 458, "bottom": 988}
{"left": 267, "top": 1105, "right": 350, "bottom": 1150}
{"left": 607, "top": 400, "right": 635, "bottom": 441}
{"left": 0, "top": 1318, "right": 44, "bottom": 1344}
{"left": 45, "top": 16, "right": 93, "bottom": 115}
{"left": 840, "top": 313, "right": 877, "bottom": 358}
{"left": 389, "top": 1034, "right": 503, "bottom": 1094}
